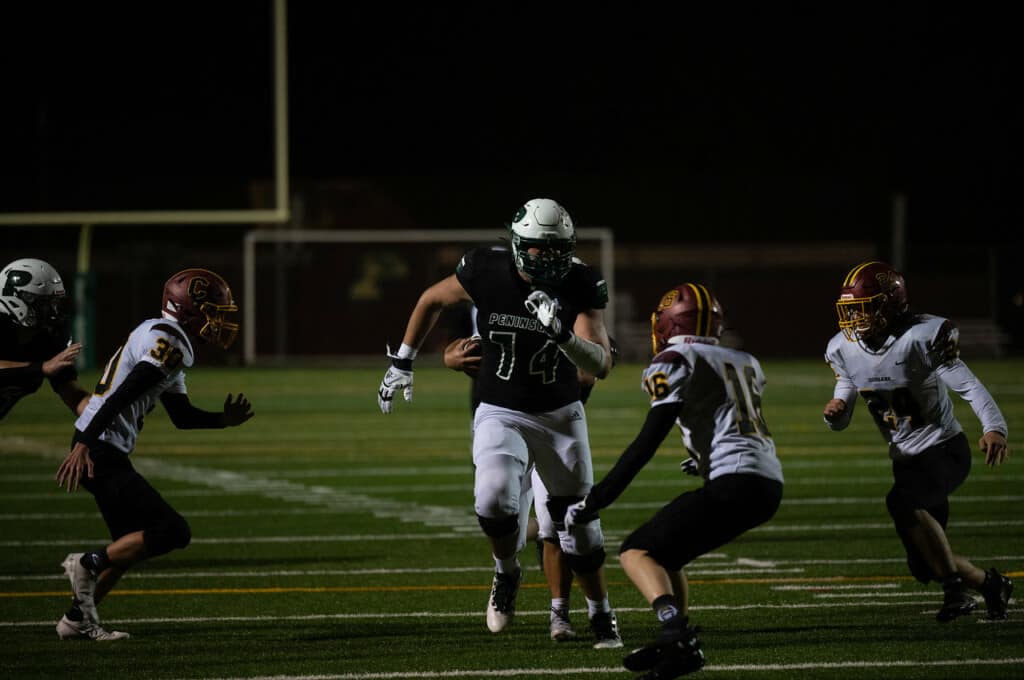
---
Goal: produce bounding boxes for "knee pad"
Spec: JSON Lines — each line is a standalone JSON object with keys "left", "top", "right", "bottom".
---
{"left": 477, "top": 513, "right": 519, "bottom": 538}
{"left": 566, "top": 547, "right": 606, "bottom": 574}
{"left": 144, "top": 513, "right": 191, "bottom": 556}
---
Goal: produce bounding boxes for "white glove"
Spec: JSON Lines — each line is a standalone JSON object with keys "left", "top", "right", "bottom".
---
{"left": 680, "top": 458, "right": 699, "bottom": 476}
{"left": 564, "top": 496, "right": 593, "bottom": 532}
{"left": 378, "top": 349, "right": 414, "bottom": 414}
{"left": 524, "top": 290, "right": 565, "bottom": 341}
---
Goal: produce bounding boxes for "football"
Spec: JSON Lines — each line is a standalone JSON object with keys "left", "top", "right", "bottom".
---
{"left": 461, "top": 336, "right": 482, "bottom": 356}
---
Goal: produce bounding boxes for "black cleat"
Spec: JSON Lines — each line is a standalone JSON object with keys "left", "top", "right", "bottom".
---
{"left": 636, "top": 636, "right": 706, "bottom": 679}
{"left": 936, "top": 577, "right": 978, "bottom": 623}
{"left": 589, "top": 610, "right": 623, "bottom": 649}
{"left": 981, "top": 568, "right": 1014, "bottom": 620}
{"left": 625, "top": 626, "right": 702, "bottom": 673}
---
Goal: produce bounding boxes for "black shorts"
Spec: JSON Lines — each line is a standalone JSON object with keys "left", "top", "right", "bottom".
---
{"left": 890, "top": 432, "right": 971, "bottom": 527}
{"left": 80, "top": 443, "right": 183, "bottom": 542}
{"left": 619, "top": 473, "right": 783, "bottom": 572}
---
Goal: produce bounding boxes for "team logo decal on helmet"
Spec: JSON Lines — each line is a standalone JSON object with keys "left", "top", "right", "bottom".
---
{"left": 161, "top": 268, "right": 239, "bottom": 350}
{"left": 650, "top": 283, "right": 724, "bottom": 354}
{"left": 836, "top": 260, "right": 908, "bottom": 342}
{"left": 508, "top": 198, "right": 576, "bottom": 285}
{"left": 0, "top": 258, "right": 68, "bottom": 331}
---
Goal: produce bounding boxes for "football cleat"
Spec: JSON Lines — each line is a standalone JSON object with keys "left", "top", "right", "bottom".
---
{"left": 936, "top": 578, "right": 978, "bottom": 623}
{"left": 549, "top": 608, "right": 577, "bottom": 642}
{"left": 589, "top": 610, "right": 623, "bottom": 649}
{"left": 62, "top": 553, "right": 99, "bottom": 623}
{"left": 981, "top": 568, "right": 1014, "bottom": 620}
{"left": 486, "top": 569, "right": 521, "bottom": 633}
{"left": 626, "top": 626, "right": 705, "bottom": 677}
{"left": 56, "top": 615, "right": 130, "bottom": 641}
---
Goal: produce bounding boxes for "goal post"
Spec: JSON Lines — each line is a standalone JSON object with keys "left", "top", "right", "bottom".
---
{"left": 241, "top": 228, "right": 615, "bottom": 365}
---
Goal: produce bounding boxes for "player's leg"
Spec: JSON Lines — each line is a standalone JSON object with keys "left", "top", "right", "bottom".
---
{"left": 473, "top": 404, "right": 530, "bottom": 632}
{"left": 535, "top": 402, "right": 621, "bottom": 649}
{"left": 887, "top": 434, "right": 980, "bottom": 621}
{"left": 532, "top": 470, "right": 577, "bottom": 641}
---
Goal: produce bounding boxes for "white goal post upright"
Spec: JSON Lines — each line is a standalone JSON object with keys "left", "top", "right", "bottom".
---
{"left": 241, "top": 228, "right": 615, "bottom": 365}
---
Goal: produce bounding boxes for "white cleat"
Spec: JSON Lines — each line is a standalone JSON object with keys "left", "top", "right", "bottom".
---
{"left": 62, "top": 553, "right": 99, "bottom": 623}
{"left": 56, "top": 615, "right": 130, "bottom": 641}
{"left": 485, "top": 569, "right": 521, "bottom": 633}
{"left": 550, "top": 610, "right": 578, "bottom": 641}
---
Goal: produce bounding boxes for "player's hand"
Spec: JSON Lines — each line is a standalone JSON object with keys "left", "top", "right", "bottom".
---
{"left": 524, "top": 290, "right": 568, "bottom": 342}
{"left": 564, "top": 496, "right": 598, "bottom": 531}
{"left": 223, "top": 393, "right": 254, "bottom": 426}
{"left": 680, "top": 457, "right": 700, "bottom": 476}
{"left": 823, "top": 398, "right": 847, "bottom": 423}
{"left": 378, "top": 354, "right": 414, "bottom": 414}
{"left": 980, "top": 431, "right": 1009, "bottom": 466}
{"left": 443, "top": 335, "right": 482, "bottom": 376}
{"left": 42, "top": 343, "right": 82, "bottom": 376}
{"left": 55, "top": 442, "right": 94, "bottom": 493}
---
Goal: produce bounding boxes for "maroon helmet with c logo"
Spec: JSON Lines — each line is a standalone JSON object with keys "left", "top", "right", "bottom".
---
{"left": 161, "top": 268, "right": 239, "bottom": 349}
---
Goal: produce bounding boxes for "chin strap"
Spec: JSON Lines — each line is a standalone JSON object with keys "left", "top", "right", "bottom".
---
{"left": 557, "top": 333, "right": 607, "bottom": 377}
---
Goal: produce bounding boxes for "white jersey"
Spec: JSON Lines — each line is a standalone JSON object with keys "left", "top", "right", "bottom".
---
{"left": 75, "top": 318, "right": 195, "bottom": 454}
{"left": 824, "top": 314, "right": 1007, "bottom": 457}
{"left": 646, "top": 340, "right": 783, "bottom": 483}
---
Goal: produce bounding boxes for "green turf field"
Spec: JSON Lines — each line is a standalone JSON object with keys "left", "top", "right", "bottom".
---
{"left": 1, "top": 359, "right": 1022, "bottom": 679}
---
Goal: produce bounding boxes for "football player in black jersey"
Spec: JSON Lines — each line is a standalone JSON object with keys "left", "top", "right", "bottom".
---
{"left": 444, "top": 304, "right": 621, "bottom": 642}
{"left": 0, "top": 258, "right": 90, "bottom": 421}
{"left": 379, "top": 198, "right": 622, "bottom": 648}
{"left": 823, "top": 261, "right": 1013, "bottom": 622}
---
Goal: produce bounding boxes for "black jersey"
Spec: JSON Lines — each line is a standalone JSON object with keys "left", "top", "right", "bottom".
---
{"left": 456, "top": 246, "right": 608, "bottom": 413}
{"left": 0, "top": 316, "right": 76, "bottom": 419}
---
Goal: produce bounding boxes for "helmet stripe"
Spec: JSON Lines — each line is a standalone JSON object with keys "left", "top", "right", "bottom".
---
{"left": 843, "top": 261, "right": 883, "bottom": 286}
{"left": 686, "top": 283, "right": 710, "bottom": 337}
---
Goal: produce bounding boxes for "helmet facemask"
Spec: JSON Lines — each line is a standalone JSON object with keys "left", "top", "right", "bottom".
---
{"left": 195, "top": 300, "right": 239, "bottom": 350}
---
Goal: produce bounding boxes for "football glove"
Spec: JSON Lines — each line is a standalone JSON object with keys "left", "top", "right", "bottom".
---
{"left": 680, "top": 457, "right": 699, "bottom": 476}
{"left": 378, "top": 346, "right": 414, "bottom": 414}
{"left": 564, "top": 495, "right": 598, "bottom": 531}
{"left": 524, "top": 290, "right": 569, "bottom": 342}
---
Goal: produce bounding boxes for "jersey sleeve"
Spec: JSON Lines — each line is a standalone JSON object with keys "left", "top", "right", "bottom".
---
{"left": 824, "top": 338, "right": 857, "bottom": 429}
{"left": 454, "top": 247, "right": 484, "bottom": 301}
{"left": 133, "top": 323, "right": 192, "bottom": 392}
{"left": 642, "top": 350, "right": 691, "bottom": 408}
{"left": 936, "top": 360, "right": 1008, "bottom": 437}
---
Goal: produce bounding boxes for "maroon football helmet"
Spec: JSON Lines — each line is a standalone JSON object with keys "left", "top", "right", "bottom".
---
{"left": 161, "top": 268, "right": 239, "bottom": 349}
{"left": 836, "top": 261, "right": 908, "bottom": 342}
{"left": 650, "top": 283, "right": 725, "bottom": 354}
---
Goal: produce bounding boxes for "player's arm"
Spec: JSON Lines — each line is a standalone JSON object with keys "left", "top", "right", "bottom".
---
{"left": 589, "top": 402, "right": 681, "bottom": 508}
{"left": 379, "top": 275, "right": 472, "bottom": 414}
{"left": 936, "top": 361, "right": 1009, "bottom": 465}
{"left": 53, "top": 379, "right": 91, "bottom": 416}
{"left": 161, "top": 392, "right": 253, "bottom": 429}
{"left": 570, "top": 307, "right": 612, "bottom": 379}
{"left": 401, "top": 275, "right": 473, "bottom": 351}
{"left": 443, "top": 335, "right": 482, "bottom": 375}
{"left": 74, "top": 362, "right": 165, "bottom": 447}
{"left": 823, "top": 357, "right": 857, "bottom": 430}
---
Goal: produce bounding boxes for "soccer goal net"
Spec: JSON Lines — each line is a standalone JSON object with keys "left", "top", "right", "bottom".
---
{"left": 241, "top": 228, "right": 615, "bottom": 365}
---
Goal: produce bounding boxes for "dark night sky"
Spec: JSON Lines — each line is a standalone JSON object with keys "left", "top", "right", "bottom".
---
{"left": 2, "top": 4, "right": 1020, "bottom": 246}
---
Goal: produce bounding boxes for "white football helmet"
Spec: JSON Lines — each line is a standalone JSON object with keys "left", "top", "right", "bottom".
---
{"left": 508, "top": 198, "right": 576, "bottom": 284}
{"left": 0, "top": 258, "right": 68, "bottom": 331}
{"left": 0, "top": 296, "right": 31, "bottom": 327}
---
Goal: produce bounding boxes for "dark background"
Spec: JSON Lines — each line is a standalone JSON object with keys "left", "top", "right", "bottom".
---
{"left": 2, "top": 3, "right": 1021, "bottom": 359}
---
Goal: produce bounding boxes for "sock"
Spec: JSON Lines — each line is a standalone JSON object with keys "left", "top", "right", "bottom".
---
{"left": 80, "top": 549, "right": 111, "bottom": 575}
{"left": 652, "top": 593, "right": 685, "bottom": 631}
{"left": 65, "top": 603, "right": 84, "bottom": 622}
{"left": 586, "top": 596, "right": 611, "bottom": 617}
{"left": 494, "top": 556, "right": 520, "bottom": 575}
{"left": 551, "top": 597, "right": 569, "bottom": 620}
